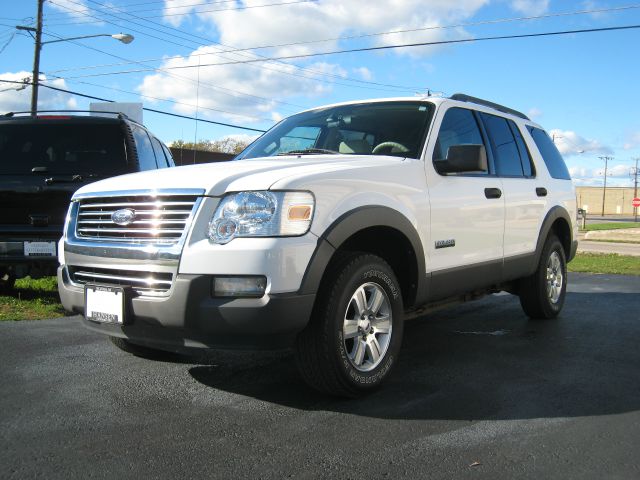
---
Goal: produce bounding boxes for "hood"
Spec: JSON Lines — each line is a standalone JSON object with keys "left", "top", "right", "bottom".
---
{"left": 73, "top": 155, "right": 406, "bottom": 198}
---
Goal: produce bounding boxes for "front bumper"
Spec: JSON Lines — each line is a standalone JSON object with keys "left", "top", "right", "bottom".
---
{"left": 58, "top": 266, "right": 315, "bottom": 350}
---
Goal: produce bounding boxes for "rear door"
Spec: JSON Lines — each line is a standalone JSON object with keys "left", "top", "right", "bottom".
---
{"left": 479, "top": 113, "right": 544, "bottom": 278}
{"left": 424, "top": 106, "right": 505, "bottom": 300}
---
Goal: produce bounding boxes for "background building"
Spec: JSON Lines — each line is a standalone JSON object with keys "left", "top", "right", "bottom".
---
{"left": 576, "top": 186, "right": 638, "bottom": 216}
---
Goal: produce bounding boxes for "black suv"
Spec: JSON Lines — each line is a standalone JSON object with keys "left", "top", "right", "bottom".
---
{"left": 0, "top": 112, "right": 175, "bottom": 289}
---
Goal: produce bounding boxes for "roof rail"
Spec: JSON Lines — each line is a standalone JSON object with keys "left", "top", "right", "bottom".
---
{"left": 449, "top": 93, "right": 530, "bottom": 120}
{"left": 1, "top": 109, "right": 132, "bottom": 121}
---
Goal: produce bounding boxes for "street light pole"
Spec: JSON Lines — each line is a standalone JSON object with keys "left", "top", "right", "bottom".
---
{"left": 599, "top": 156, "right": 613, "bottom": 217}
{"left": 17, "top": 0, "right": 133, "bottom": 116}
{"left": 30, "top": 0, "right": 44, "bottom": 117}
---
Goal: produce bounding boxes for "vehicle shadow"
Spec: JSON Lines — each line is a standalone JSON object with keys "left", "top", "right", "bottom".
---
{"left": 188, "top": 291, "right": 640, "bottom": 420}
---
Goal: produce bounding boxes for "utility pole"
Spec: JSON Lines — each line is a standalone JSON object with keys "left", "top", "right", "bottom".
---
{"left": 599, "top": 156, "right": 613, "bottom": 217}
{"left": 632, "top": 157, "right": 639, "bottom": 222}
{"left": 17, "top": 0, "right": 44, "bottom": 115}
{"left": 31, "top": 0, "right": 44, "bottom": 116}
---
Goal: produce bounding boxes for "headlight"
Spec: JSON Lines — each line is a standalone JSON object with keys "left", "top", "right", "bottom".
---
{"left": 208, "top": 191, "right": 314, "bottom": 244}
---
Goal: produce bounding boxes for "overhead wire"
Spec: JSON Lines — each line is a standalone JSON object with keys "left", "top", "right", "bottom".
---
{"left": 47, "top": 0, "right": 422, "bottom": 92}
{"left": 57, "top": 23, "right": 640, "bottom": 80}
{"left": 44, "top": 0, "right": 317, "bottom": 25}
{"left": 0, "top": 78, "right": 268, "bottom": 133}
{"left": 41, "top": 2, "right": 640, "bottom": 88}
{"left": 40, "top": 30, "right": 306, "bottom": 112}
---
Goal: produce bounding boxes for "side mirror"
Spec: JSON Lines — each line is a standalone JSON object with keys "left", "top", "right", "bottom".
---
{"left": 434, "top": 144, "right": 487, "bottom": 174}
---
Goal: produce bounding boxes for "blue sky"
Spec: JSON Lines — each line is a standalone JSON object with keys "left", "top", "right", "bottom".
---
{"left": 1, "top": 0, "right": 639, "bottom": 186}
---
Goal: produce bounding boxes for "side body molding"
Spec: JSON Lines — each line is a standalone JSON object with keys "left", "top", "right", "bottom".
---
{"left": 298, "top": 206, "right": 429, "bottom": 308}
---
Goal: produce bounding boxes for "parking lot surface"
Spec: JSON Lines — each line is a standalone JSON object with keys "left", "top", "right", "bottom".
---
{"left": 1, "top": 272, "right": 639, "bottom": 479}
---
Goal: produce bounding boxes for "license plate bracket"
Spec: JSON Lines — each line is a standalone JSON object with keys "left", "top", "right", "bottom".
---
{"left": 85, "top": 285, "right": 125, "bottom": 324}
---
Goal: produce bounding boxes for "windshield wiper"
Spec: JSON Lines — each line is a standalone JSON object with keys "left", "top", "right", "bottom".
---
{"left": 277, "top": 148, "right": 339, "bottom": 156}
{"left": 44, "top": 174, "right": 101, "bottom": 185}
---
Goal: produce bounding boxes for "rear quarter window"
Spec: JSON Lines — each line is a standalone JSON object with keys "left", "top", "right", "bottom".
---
{"left": 527, "top": 127, "right": 571, "bottom": 180}
{"left": 0, "top": 123, "right": 128, "bottom": 176}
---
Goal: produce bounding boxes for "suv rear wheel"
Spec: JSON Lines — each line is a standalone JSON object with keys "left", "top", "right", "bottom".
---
{"left": 295, "top": 253, "right": 403, "bottom": 397}
{"left": 519, "top": 234, "right": 567, "bottom": 319}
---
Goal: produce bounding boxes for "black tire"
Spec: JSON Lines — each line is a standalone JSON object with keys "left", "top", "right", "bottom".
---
{"left": 519, "top": 234, "right": 567, "bottom": 319}
{"left": 295, "top": 253, "right": 404, "bottom": 397}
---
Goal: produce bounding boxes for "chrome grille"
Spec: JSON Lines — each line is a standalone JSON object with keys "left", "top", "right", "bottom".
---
{"left": 68, "top": 266, "right": 173, "bottom": 295}
{"left": 76, "top": 194, "right": 199, "bottom": 243}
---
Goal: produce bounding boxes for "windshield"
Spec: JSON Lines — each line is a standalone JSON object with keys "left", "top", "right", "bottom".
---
{"left": 237, "top": 101, "right": 433, "bottom": 160}
{"left": 0, "top": 123, "right": 129, "bottom": 176}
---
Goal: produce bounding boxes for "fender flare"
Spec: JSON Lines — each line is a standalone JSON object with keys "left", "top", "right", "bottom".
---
{"left": 533, "top": 205, "right": 575, "bottom": 268}
{"left": 298, "top": 206, "right": 427, "bottom": 307}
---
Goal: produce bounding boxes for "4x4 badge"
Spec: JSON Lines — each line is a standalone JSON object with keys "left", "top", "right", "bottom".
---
{"left": 111, "top": 208, "right": 136, "bottom": 226}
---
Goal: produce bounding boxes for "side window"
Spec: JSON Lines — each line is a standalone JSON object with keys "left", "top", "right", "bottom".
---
{"left": 527, "top": 127, "right": 571, "bottom": 180}
{"left": 151, "top": 136, "right": 169, "bottom": 168}
{"left": 510, "top": 121, "right": 534, "bottom": 177}
{"left": 480, "top": 113, "right": 523, "bottom": 177}
{"left": 131, "top": 124, "right": 158, "bottom": 171}
{"left": 433, "top": 107, "right": 487, "bottom": 173}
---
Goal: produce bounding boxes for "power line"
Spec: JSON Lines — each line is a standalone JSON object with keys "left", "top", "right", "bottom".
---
{"left": 59, "top": 23, "right": 640, "bottom": 80}
{"left": 0, "top": 78, "right": 268, "bottom": 133}
{"left": 40, "top": 30, "right": 305, "bottom": 112}
{"left": 42, "top": 3, "right": 632, "bottom": 74}
{"left": 47, "top": 0, "right": 422, "bottom": 92}
{"left": 44, "top": 0, "right": 317, "bottom": 24}
{"left": 48, "top": 74, "right": 273, "bottom": 122}
{"left": 43, "top": 0, "right": 237, "bottom": 18}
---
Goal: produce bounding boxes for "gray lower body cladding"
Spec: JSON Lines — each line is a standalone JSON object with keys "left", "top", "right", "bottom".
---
{"left": 58, "top": 266, "right": 315, "bottom": 350}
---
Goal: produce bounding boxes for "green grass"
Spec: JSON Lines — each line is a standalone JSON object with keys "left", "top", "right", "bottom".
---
{"left": 1, "top": 254, "right": 639, "bottom": 321}
{"left": 0, "top": 276, "right": 65, "bottom": 321}
{"left": 583, "top": 222, "right": 640, "bottom": 231}
{"left": 568, "top": 253, "right": 640, "bottom": 276}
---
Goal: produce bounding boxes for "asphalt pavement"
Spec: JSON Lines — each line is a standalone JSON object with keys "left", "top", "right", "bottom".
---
{"left": 1, "top": 272, "right": 639, "bottom": 479}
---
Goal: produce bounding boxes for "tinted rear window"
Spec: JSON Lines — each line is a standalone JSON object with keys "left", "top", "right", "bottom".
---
{"left": 0, "top": 123, "right": 128, "bottom": 176}
{"left": 527, "top": 127, "right": 571, "bottom": 180}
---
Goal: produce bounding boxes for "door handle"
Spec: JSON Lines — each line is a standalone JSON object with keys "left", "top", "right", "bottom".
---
{"left": 536, "top": 187, "right": 548, "bottom": 197}
{"left": 484, "top": 187, "right": 502, "bottom": 199}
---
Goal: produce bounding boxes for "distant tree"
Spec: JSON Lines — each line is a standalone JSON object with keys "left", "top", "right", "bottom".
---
{"left": 170, "top": 138, "right": 250, "bottom": 154}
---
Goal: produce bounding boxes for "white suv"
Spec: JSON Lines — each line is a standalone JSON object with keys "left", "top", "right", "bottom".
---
{"left": 58, "top": 94, "right": 578, "bottom": 396}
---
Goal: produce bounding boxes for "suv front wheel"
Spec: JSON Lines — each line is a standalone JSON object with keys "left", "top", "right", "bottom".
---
{"left": 295, "top": 253, "right": 404, "bottom": 397}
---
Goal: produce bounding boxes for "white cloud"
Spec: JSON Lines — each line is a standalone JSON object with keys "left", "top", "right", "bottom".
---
{"left": 151, "top": 0, "right": 489, "bottom": 119}
{"left": 0, "top": 71, "right": 76, "bottom": 113}
{"left": 548, "top": 129, "right": 613, "bottom": 156}
{"left": 353, "top": 67, "right": 373, "bottom": 81}
{"left": 510, "top": 0, "right": 550, "bottom": 16}
{"left": 623, "top": 131, "right": 640, "bottom": 150}
{"left": 138, "top": 46, "right": 347, "bottom": 121}
{"left": 527, "top": 107, "right": 542, "bottom": 119}
{"left": 165, "top": 0, "right": 489, "bottom": 58}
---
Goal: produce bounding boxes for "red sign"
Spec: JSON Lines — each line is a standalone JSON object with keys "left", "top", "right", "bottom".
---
{"left": 633, "top": 198, "right": 640, "bottom": 208}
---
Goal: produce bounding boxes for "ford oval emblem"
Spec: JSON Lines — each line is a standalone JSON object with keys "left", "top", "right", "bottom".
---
{"left": 111, "top": 208, "right": 136, "bottom": 226}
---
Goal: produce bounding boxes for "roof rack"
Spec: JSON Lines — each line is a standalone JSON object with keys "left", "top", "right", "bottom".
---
{"left": 2, "top": 109, "right": 131, "bottom": 121}
{"left": 449, "top": 93, "right": 530, "bottom": 120}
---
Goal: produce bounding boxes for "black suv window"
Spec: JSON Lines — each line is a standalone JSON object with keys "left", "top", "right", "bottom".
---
{"left": 481, "top": 113, "right": 526, "bottom": 177}
{"left": 433, "top": 107, "right": 487, "bottom": 174}
{"left": 131, "top": 124, "right": 158, "bottom": 170}
{"left": 0, "top": 123, "right": 129, "bottom": 176}
{"left": 527, "top": 127, "right": 571, "bottom": 180}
